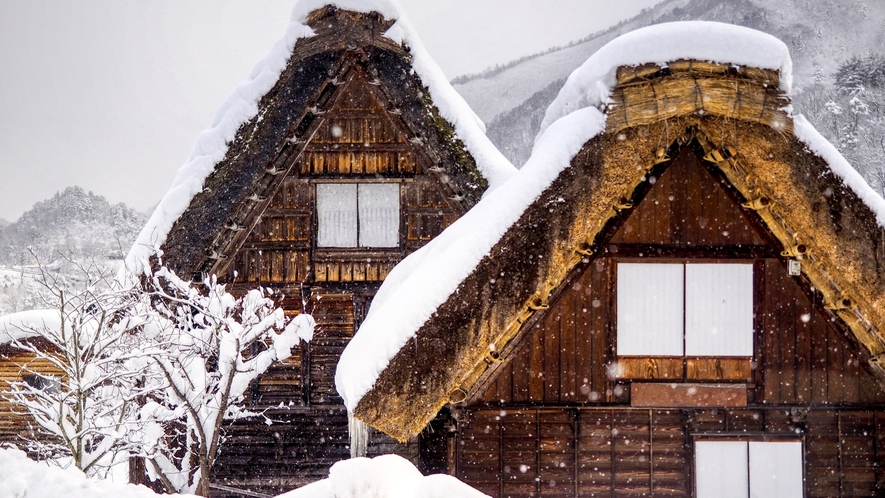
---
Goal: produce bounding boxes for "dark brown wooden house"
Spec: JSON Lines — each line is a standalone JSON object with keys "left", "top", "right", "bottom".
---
{"left": 342, "top": 28, "right": 885, "bottom": 498}
{"left": 137, "top": 4, "right": 514, "bottom": 496}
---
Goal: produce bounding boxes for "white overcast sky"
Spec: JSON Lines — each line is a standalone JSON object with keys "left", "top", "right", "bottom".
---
{"left": 0, "top": 0, "right": 662, "bottom": 222}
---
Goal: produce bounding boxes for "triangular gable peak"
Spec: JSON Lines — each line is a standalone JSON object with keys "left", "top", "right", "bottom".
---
{"left": 608, "top": 144, "right": 768, "bottom": 248}
{"left": 468, "top": 145, "right": 885, "bottom": 408}
{"left": 158, "top": 6, "right": 490, "bottom": 280}
{"left": 350, "top": 59, "right": 885, "bottom": 441}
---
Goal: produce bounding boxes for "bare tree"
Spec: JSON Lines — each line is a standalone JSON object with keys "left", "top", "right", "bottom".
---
{"left": 133, "top": 267, "right": 314, "bottom": 496}
{"left": 1, "top": 257, "right": 154, "bottom": 478}
{"left": 1, "top": 257, "right": 314, "bottom": 495}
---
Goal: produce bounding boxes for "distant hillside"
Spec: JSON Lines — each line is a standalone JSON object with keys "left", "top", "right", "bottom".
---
{"left": 0, "top": 218, "right": 8, "bottom": 228}
{"left": 465, "top": 0, "right": 885, "bottom": 168}
{"left": 0, "top": 186, "right": 146, "bottom": 266}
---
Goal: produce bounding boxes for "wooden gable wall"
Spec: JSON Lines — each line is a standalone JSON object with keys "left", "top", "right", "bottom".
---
{"left": 608, "top": 147, "right": 766, "bottom": 247}
{"left": 448, "top": 147, "right": 885, "bottom": 498}
{"left": 474, "top": 256, "right": 885, "bottom": 407}
{"left": 220, "top": 69, "right": 459, "bottom": 290}
{"left": 298, "top": 76, "right": 416, "bottom": 176}
{"left": 214, "top": 66, "right": 464, "bottom": 415}
{"left": 211, "top": 64, "right": 462, "bottom": 495}
{"left": 472, "top": 148, "right": 885, "bottom": 407}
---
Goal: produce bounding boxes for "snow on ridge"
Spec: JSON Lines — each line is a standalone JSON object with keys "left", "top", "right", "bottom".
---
{"left": 0, "top": 309, "right": 60, "bottom": 345}
{"left": 288, "top": 0, "right": 516, "bottom": 191}
{"left": 123, "top": 0, "right": 514, "bottom": 283}
{"left": 793, "top": 115, "right": 885, "bottom": 228}
{"left": 121, "top": 15, "right": 314, "bottom": 282}
{"left": 335, "top": 106, "right": 605, "bottom": 411}
{"left": 537, "top": 21, "right": 793, "bottom": 142}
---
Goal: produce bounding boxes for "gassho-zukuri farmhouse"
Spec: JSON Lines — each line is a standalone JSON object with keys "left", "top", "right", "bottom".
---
{"left": 3, "top": 1, "right": 885, "bottom": 497}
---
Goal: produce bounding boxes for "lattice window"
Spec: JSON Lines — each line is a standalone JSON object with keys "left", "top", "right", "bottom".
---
{"left": 617, "top": 262, "right": 753, "bottom": 357}
{"left": 695, "top": 440, "right": 803, "bottom": 498}
{"left": 316, "top": 183, "right": 400, "bottom": 248}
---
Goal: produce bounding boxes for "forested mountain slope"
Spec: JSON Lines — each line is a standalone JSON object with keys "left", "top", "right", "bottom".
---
{"left": 0, "top": 187, "right": 145, "bottom": 314}
{"left": 457, "top": 0, "right": 885, "bottom": 168}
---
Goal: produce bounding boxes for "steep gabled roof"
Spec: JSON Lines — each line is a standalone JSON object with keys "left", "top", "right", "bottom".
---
{"left": 337, "top": 22, "right": 885, "bottom": 441}
{"left": 123, "top": 1, "right": 515, "bottom": 280}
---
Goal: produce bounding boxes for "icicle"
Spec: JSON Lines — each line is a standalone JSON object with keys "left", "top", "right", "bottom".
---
{"left": 348, "top": 410, "right": 368, "bottom": 458}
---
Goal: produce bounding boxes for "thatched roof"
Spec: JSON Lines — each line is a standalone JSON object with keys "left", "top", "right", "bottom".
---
{"left": 125, "top": 4, "right": 514, "bottom": 280}
{"left": 343, "top": 55, "right": 885, "bottom": 441}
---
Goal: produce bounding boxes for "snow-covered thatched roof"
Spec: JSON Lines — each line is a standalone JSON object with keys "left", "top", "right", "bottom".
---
{"left": 0, "top": 309, "right": 57, "bottom": 345}
{"left": 337, "top": 21, "right": 885, "bottom": 441}
{"left": 123, "top": 0, "right": 515, "bottom": 281}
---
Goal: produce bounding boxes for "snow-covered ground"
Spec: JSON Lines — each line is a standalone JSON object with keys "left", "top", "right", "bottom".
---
{"left": 278, "top": 454, "right": 488, "bottom": 498}
{"left": 0, "top": 448, "right": 192, "bottom": 498}
{"left": 0, "top": 449, "right": 486, "bottom": 498}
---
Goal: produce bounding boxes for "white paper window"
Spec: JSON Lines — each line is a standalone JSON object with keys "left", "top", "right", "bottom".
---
{"left": 696, "top": 440, "right": 803, "bottom": 498}
{"left": 617, "top": 263, "right": 684, "bottom": 356}
{"left": 617, "top": 262, "right": 753, "bottom": 356}
{"left": 685, "top": 264, "right": 754, "bottom": 356}
{"left": 316, "top": 183, "right": 400, "bottom": 248}
{"left": 696, "top": 441, "right": 749, "bottom": 498}
{"left": 749, "top": 441, "right": 803, "bottom": 498}
{"left": 317, "top": 184, "right": 357, "bottom": 247}
{"left": 358, "top": 183, "right": 399, "bottom": 247}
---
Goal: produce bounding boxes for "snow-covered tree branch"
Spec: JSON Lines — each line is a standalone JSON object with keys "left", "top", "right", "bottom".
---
{"left": 1, "top": 258, "right": 154, "bottom": 478}
{"left": 132, "top": 266, "right": 314, "bottom": 496}
{"left": 1, "top": 254, "right": 315, "bottom": 496}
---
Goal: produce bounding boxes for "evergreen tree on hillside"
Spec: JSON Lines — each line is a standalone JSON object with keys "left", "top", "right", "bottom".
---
{"left": 835, "top": 54, "right": 885, "bottom": 93}
{"left": 0, "top": 187, "right": 145, "bottom": 266}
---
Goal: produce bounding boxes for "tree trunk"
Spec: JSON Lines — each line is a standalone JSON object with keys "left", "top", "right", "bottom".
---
{"left": 195, "top": 464, "right": 212, "bottom": 497}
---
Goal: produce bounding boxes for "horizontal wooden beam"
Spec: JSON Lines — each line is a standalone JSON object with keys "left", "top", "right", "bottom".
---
{"left": 602, "top": 243, "right": 777, "bottom": 259}
{"left": 630, "top": 382, "right": 747, "bottom": 407}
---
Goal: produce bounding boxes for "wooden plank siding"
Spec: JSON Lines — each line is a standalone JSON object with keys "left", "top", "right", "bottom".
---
{"left": 608, "top": 149, "right": 766, "bottom": 247}
{"left": 241, "top": 293, "right": 354, "bottom": 409}
{"left": 476, "top": 254, "right": 885, "bottom": 407}
{"left": 208, "top": 63, "right": 468, "bottom": 495}
{"left": 458, "top": 148, "right": 885, "bottom": 497}
{"left": 210, "top": 407, "right": 420, "bottom": 496}
{"left": 0, "top": 342, "right": 65, "bottom": 446}
{"left": 457, "top": 407, "right": 885, "bottom": 498}
{"left": 222, "top": 71, "right": 461, "bottom": 287}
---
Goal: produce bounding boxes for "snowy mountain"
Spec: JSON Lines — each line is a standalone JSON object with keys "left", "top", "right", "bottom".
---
{"left": 0, "top": 186, "right": 145, "bottom": 266}
{"left": 456, "top": 0, "right": 885, "bottom": 167}
{"left": 0, "top": 218, "right": 9, "bottom": 228}
{"left": 0, "top": 187, "right": 145, "bottom": 315}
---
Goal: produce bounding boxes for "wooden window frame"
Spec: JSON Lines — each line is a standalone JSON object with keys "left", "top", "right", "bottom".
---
{"left": 22, "top": 373, "right": 61, "bottom": 394}
{"left": 691, "top": 434, "right": 806, "bottom": 498}
{"left": 613, "top": 258, "right": 756, "bottom": 382}
{"left": 312, "top": 179, "right": 404, "bottom": 252}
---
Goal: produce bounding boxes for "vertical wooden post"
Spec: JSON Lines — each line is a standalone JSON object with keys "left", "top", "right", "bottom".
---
{"left": 301, "top": 342, "right": 311, "bottom": 407}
